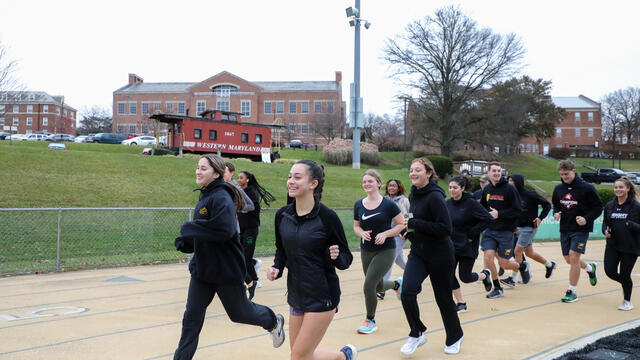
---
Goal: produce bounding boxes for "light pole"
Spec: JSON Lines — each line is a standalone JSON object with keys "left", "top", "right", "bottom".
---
{"left": 398, "top": 96, "right": 409, "bottom": 170}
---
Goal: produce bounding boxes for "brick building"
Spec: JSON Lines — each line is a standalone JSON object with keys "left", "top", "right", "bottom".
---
{"left": 519, "top": 95, "right": 602, "bottom": 155}
{"left": 112, "top": 71, "right": 345, "bottom": 145}
{"left": 0, "top": 91, "right": 76, "bottom": 135}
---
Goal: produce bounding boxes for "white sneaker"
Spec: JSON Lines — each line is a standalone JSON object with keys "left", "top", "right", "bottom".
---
{"left": 444, "top": 336, "right": 463, "bottom": 354}
{"left": 269, "top": 314, "right": 285, "bottom": 348}
{"left": 256, "top": 280, "right": 262, "bottom": 288}
{"left": 400, "top": 333, "right": 427, "bottom": 355}
{"left": 254, "top": 258, "right": 263, "bottom": 275}
{"left": 618, "top": 300, "right": 634, "bottom": 311}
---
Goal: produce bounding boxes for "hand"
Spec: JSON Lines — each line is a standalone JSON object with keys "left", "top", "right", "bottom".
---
{"left": 489, "top": 207, "right": 499, "bottom": 219}
{"left": 605, "top": 227, "right": 612, "bottom": 238}
{"left": 402, "top": 218, "right": 409, "bottom": 227}
{"left": 267, "top": 267, "right": 280, "bottom": 281}
{"left": 553, "top": 212, "right": 562, "bottom": 221}
{"left": 374, "top": 232, "right": 387, "bottom": 245}
{"left": 576, "top": 216, "right": 587, "bottom": 226}
{"left": 361, "top": 230, "right": 372, "bottom": 243}
{"left": 328, "top": 245, "right": 339, "bottom": 260}
{"left": 533, "top": 218, "right": 542, "bottom": 228}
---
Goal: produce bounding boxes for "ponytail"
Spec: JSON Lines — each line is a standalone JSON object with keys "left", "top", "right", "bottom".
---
{"left": 240, "top": 171, "right": 276, "bottom": 206}
{"left": 296, "top": 160, "right": 325, "bottom": 202}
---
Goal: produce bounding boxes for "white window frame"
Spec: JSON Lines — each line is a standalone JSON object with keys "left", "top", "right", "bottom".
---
{"left": 314, "top": 101, "right": 322, "bottom": 113}
{"left": 166, "top": 102, "right": 174, "bottom": 113}
{"left": 196, "top": 100, "right": 206, "bottom": 116}
{"left": 216, "top": 100, "right": 229, "bottom": 112}
{"left": 129, "top": 103, "right": 137, "bottom": 115}
{"left": 301, "top": 101, "right": 309, "bottom": 114}
{"left": 178, "top": 102, "right": 186, "bottom": 114}
{"left": 575, "top": 128, "right": 580, "bottom": 137}
{"left": 154, "top": 102, "right": 161, "bottom": 111}
{"left": 142, "top": 103, "right": 150, "bottom": 115}
{"left": 43, "top": 117, "right": 48, "bottom": 126}
{"left": 0, "top": 117, "right": 4, "bottom": 125}
{"left": 129, "top": 125, "right": 137, "bottom": 134}
{"left": 574, "top": 112, "right": 580, "bottom": 121}
{"left": 300, "top": 123, "right": 308, "bottom": 134}
{"left": 289, "top": 101, "right": 297, "bottom": 114}
{"left": 327, "top": 101, "right": 334, "bottom": 114}
{"left": 275, "top": 101, "right": 284, "bottom": 114}
{"left": 26, "top": 117, "right": 32, "bottom": 126}
{"left": 27, "top": 105, "right": 33, "bottom": 113}
{"left": 588, "top": 112, "right": 594, "bottom": 121}
{"left": 556, "top": 128, "right": 562, "bottom": 137}
{"left": 26, "top": 129, "right": 32, "bottom": 135}
{"left": 13, "top": 105, "right": 19, "bottom": 113}
{"left": 13, "top": 117, "right": 19, "bottom": 125}
{"left": 241, "top": 100, "right": 251, "bottom": 117}
{"left": 117, "top": 103, "right": 125, "bottom": 115}
{"left": 264, "top": 101, "right": 272, "bottom": 114}
{"left": 588, "top": 128, "right": 594, "bottom": 137}
{"left": 43, "top": 105, "right": 48, "bottom": 113}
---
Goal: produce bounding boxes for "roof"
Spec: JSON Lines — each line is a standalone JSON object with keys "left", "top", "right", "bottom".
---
{"left": 253, "top": 81, "right": 339, "bottom": 92}
{"left": 0, "top": 91, "right": 77, "bottom": 110}
{"left": 551, "top": 95, "right": 600, "bottom": 109}
{"left": 114, "top": 82, "right": 195, "bottom": 94}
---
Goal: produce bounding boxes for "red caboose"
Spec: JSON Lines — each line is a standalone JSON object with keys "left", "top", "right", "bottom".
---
{"left": 151, "top": 110, "right": 282, "bottom": 161}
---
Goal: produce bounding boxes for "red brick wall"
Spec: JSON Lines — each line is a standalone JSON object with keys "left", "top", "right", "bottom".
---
{"left": 1, "top": 103, "right": 76, "bottom": 135}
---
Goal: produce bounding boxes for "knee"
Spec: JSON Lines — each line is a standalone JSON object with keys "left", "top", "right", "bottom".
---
{"left": 226, "top": 307, "right": 250, "bottom": 324}
{"left": 459, "top": 272, "right": 475, "bottom": 284}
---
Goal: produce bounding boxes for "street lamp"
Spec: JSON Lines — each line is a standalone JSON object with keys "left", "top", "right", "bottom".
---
{"left": 398, "top": 96, "right": 410, "bottom": 170}
{"left": 346, "top": 1, "right": 371, "bottom": 169}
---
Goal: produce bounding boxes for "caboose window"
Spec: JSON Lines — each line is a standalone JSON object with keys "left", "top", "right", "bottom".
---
{"left": 255, "top": 134, "right": 262, "bottom": 144}
{"left": 241, "top": 133, "right": 249, "bottom": 143}
{"left": 194, "top": 129, "right": 202, "bottom": 139}
{"left": 209, "top": 130, "right": 217, "bottom": 140}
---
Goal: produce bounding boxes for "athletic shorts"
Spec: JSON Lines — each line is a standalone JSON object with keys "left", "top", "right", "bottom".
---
{"left": 516, "top": 227, "right": 538, "bottom": 248}
{"left": 481, "top": 229, "right": 515, "bottom": 259}
{"left": 289, "top": 306, "right": 338, "bottom": 316}
{"left": 560, "top": 232, "right": 589, "bottom": 256}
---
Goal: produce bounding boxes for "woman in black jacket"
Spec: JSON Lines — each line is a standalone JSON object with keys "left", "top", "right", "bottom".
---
{"left": 173, "top": 154, "right": 285, "bottom": 360}
{"left": 446, "top": 176, "right": 493, "bottom": 313}
{"left": 399, "top": 158, "right": 463, "bottom": 356}
{"left": 603, "top": 176, "right": 640, "bottom": 311}
{"left": 267, "top": 160, "right": 357, "bottom": 360}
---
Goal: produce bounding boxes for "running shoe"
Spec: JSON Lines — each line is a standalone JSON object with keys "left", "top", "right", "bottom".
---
{"left": 545, "top": 261, "right": 557, "bottom": 279}
{"left": 254, "top": 259, "right": 263, "bottom": 287}
{"left": 561, "top": 290, "right": 578, "bottom": 303}
{"left": 500, "top": 277, "right": 516, "bottom": 288}
{"left": 376, "top": 291, "right": 385, "bottom": 300}
{"left": 340, "top": 344, "right": 358, "bottom": 360}
{"left": 588, "top": 262, "right": 598, "bottom": 286}
{"left": 400, "top": 333, "right": 427, "bottom": 355}
{"left": 357, "top": 319, "right": 377, "bottom": 334}
{"left": 269, "top": 314, "right": 286, "bottom": 347}
{"left": 519, "top": 261, "right": 531, "bottom": 284}
{"left": 455, "top": 302, "right": 467, "bottom": 313}
{"left": 481, "top": 269, "right": 492, "bottom": 292}
{"left": 498, "top": 267, "right": 505, "bottom": 276}
{"left": 486, "top": 288, "right": 504, "bottom": 299}
{"left": 444, "top": 335, "right": 464, "bottom": 354}
{"left": 394, "top": 277, "right": 403, "bottom": 300}
{"left": 618, "top": 300, "right": 634, "bottom": 311}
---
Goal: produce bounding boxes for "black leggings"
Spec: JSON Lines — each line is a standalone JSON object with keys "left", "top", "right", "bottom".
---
{"left": 241, "top": 226, "right": 260, "bottom": 283}
{"left": 604, "top": 246, "right": 638, "bottom": 301}
{"left": 451, "top": 255, "right": 478, "bottom": 290}
{"left": 174, "top": 276, "right": 277, "bottom": 360}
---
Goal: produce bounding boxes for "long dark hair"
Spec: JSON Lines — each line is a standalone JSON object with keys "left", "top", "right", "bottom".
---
{"left": 449, "top": 175, "right": 472, "bottom": 192}
{"left": 240, "top": 171, "right": 276, "bottom": 206}
{"left": 296, "top": 160, "right": 325, "bottom": 202}
{"left": 200, "top": 154, "right": 245, "bottom": 212}
{"left": 615, "top": 176, "right": 639, "bottom": 201}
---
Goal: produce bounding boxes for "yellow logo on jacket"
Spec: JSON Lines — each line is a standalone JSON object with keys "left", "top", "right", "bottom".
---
{"left": 199, "top": 207, "right": 208, "bottom": 216}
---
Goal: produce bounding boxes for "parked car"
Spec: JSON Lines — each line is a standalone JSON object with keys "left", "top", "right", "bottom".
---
{"left": 35, "top": 130, "right": 52, "bottom": 136}
{"left": 5, "top": 133, "right": 28, "bottom": 141}
{"left": 85, "top": 134, "right": 96, "bottom": 142}
{"left": 581, "top": 168, "right": 626, "bottom": 184}
{"left": 121, "top": 136, "right": 157, "bottom": 146}
{"left": 289, "top": 140, "right": 304, "bottom": 148}
{"left": 47, "top": 134, "right": 75, "bottom": 142}
{"left": 92, "top": 133, "right": 128, "bottom": 144}
{"left": 25, "top": 134, "right": 49, "bottom": 141}
{"left": 625, "top": 172, "right": 640, "bottom": 185}
{"left": 0, "top": 131, "right": 10, "bottom": 140}
{"left": 74, "top": 135, "right": 89, "bottom": 143}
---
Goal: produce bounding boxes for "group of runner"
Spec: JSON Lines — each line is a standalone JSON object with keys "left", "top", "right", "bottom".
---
{"left": 171, "top": 155, "right": 640, "bottom": 359}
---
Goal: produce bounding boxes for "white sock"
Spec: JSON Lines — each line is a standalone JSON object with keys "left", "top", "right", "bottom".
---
{"left": 568, "top": 285, "right": 577, "bottom": 292}
{"left": 585, "top": 264, "right": 593, "bottom": 273}
{"left": 545, "top": 261, "right": 552, "bottom": 267}
{"left": 511, "top": 271, "right": 518, "bottom": 279}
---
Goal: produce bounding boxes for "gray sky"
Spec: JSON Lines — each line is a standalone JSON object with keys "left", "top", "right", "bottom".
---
{"left": 1, "top": 0, "right": 639, "bottom": 121}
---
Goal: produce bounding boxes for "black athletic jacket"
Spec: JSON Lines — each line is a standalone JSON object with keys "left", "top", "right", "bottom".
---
{"left": 602, "top": 197, "right": 640, "bottom": 255}
{"left": 446, "top": 192, "right": 493, "bottom": 258}
{"left": 480, "top": 176, "right": 522, "bottom": 231}
{"left": 509, "top": 174, "right": 551, "bottom": 228}
{"left": 174, "top": 178, "right": 246, "bottom": 284}
{"left": 552, "top": 175, "right": 603, "bottom": 233}
{"left": 272, "top": 201, "right": 353, "bottom": 312}
{"left": 406, "top": 179, "right": 454, "bottom": 260}
{"left": 238, "top": 185, "right": 260, "bottom": 229}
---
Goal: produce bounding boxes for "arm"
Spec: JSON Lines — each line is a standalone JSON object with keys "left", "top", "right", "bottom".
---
{"left": 552, "top": 188, "right": 561, "bottom": 214}
{"left": 627, "top": 203, "right": 640, "bottom": 233}
{"left": 271, "top": 209, "right": 287, "bottom": 279}
{"left": 602, "top": 206, "right": 609, "bottom": 235}
{"left": 407, "top": 194, "right": 452, "bottom": 237}
{"left": 353, "top": 220, "right": 371, "bottom": 240}
{"left": 468, "top": 201, "right": 494, "bottom": 238}
{"left": 497, "top": 187, "right": 523, "bottom": 219}
{"left": 535, "top": 192, "right": 552, "bottom": 221}
{"left": 323, "top": 208, "right": 353, "bottom": 270}
{"left": 180, "top": 199, "right": 237, "bottom": 242}
{"left": 238, "top": 186, "right": 255, "bottom": 213}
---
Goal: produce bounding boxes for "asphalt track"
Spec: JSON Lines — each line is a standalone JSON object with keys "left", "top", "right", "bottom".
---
{"left": 1, "top": 240, "right": 639, "bottom": 359}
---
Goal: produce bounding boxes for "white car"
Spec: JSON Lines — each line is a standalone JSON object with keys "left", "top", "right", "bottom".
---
{"left": 74, "top": 135, "right": 89, "bottom": 143}
{"left": 25, "top": 134, "right": 49, "bottom": 141}
{"left": 5, "top": 134, "right": 28, "bottom": 141}
{"left": 121, "top": 136, "right": 157, "bottom": 146}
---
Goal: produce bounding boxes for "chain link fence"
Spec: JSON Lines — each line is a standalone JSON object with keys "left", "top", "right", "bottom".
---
{"left": 0, "top": 207, "right": 357, "bottom": 276}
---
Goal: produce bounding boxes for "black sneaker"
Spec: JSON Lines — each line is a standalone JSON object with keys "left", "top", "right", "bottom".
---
{"left": 248, "top": 281, "right": 257, "bottom": 300}
{"left": 545, "top": 261, "right": 557, "bottom": 279}
{"left": 481, "top": 269, "right": 492, "bottom": 292}
{"left": 498, "top": 267, "right": 505, "bottom": 276}
{"left": 486, "top": 288, "right": 504, "bottom": 299}
{"left": 500, "top": 277, "right": 516, "bottom": 288}
{"left": 519, "top": 261, "right": 531, "bottom": 284}
{"left": 455, "top": 302, "right": 467, "bottom": 313}
{"left": 376, "top": 291, "right": 385, "bottom": 300}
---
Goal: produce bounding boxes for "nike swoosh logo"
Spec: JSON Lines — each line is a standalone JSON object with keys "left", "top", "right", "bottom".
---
{"left": 361, "top": 212, "right": 381, "bottom": 221}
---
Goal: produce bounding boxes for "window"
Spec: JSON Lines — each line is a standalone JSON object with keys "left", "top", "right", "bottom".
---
{"left": 588, "top": 128, "right": 594, "bottom": 137}
{"left": 623, "top": 135, "right": 628, "bottom": 144}
{"left": 212, "top": 85, "right": 238, "bottom": 97}
{"left": 142, "top": 103, "right": 149, "bottom": 114}
{"left": 526, "top": 143, "right": 531, "bottom": 152}
{"left": 196, "top": 100, "right": 206, "bottom": 116}
{"left": 64, "top": 109, "right": 67, "bottom": 116}
{"left": 301, "top": 123, "right": 308, "bottom": 134}
{"left": 141, "top": 125, "right": 148, "bottom": 134}
{"left": 154, "top": 102, "right": 161, "bottom": 111}
{"left": 289, "top": 102, "right": 297, "bottom": 114}
{"left": 166, "top": 102, "right": 174, "bottom": 113}
{"left": 255, "top": 134, "right": 262, "bottom": 144}
{"left": 264, "top": 101, "right": 272, "bottom": 114}
{"left": 13, "top": 117, "right": 18, "bottom": 125}
{"left": 327, "top": 101, "right": 334, "bottom": 113}
{"left": 241, "top": 133, "right": 249, "bottom": 143}
{"left": 26, "top": 117, "right": 32, "bottom": 126}
{"left": 574, "top": 128, "right": 580, "bottom": 137}
{"left": 26, "top": 129, "right": 32, "bottom": 135}
{"left": 43, "top": 105, "right": 48, "bottom": 113}
{"left": 56, "top": 107, "right": 60, "bottom": 115}
{"left": 301, "top": 101, "right": 309, "bottom": 114}
{"left": 27, "top": 105, "right": 33, "bottom": 113}
{"left": 275, "top": 101, "right": 284, "bottom": 114}
{"left": 241, "top": 100, "right": 251, "bottom": 117}
{"left": 129, "top": 103, "right": 137, "bottom": 115}
{"left": 178, "top": 103, "right": 185, "bottom": 114}
{"left": 0, "top": 118, "right": 4, "bottom": 125}
{"left": 209, "top": 130, "right": 217, "bottom": 140}
{"left": 588, "top": 112, "right": 594, "bottom": 121}
{"left": 194, "top": 129, "right": 202, "bottom": 139}
{"left": 129, "top": 125, "right": 136, "bottom": 134}
{"left": 0, "top": 105, "right": 4, "bottom": 112}
{"left": 70, "top": 112, "right": 74, "bottom": 119}
{"left": 13, "top": 105, "right": 19, "bottom": 113}
{"left": 43, "top": 117, "right": 48, "bottom": 126}
{"left": 556, "top": 128, "right": 562, "bottom": 137}
{"left": 574, "top": 112, "right": 580, "bottom": 121}
{"left": 288, "top": 123, "right": 296, "bottom": 133}
{"left": 118, "top": 103, "right": 125, "bottom": 114}
{"left": 117, "top": 125, "right": 124, "bottom": 133}
{"left": 314, "top": 101, "right": 322, "bottom": 113}
{"left": 216, "top": 100, "right": 229, "bottom": 112}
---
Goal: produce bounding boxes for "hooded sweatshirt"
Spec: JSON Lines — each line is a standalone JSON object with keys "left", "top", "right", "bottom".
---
{"left": 509, "top": 174, "right": 551, "bottom": 228}
{"left": 446, "top": 192, "right": 493, "bottom": 258}
{"left": 480, "top": 176, "right": 522, "bottom": 231}
{"left": 602, "top": 196, "right": 640, "bottom": 255}
{"left": 552, "top": 174, "right": 603, "bottom": 233}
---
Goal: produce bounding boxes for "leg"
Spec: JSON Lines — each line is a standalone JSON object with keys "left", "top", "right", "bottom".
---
{"left": 384, "top": 237, "right": 408, "bottom": 281}
{"left": 216, "top": 282, "right": 277, "bottom": 330}
{"left": 451, "top": 257, "right": 463, "bottom": 303}
{"left": 241, "top": 227, "right": 259, "bottom": 283}
{"left": 523, "top": 244, "right": 548, "bottom": 265}
{"left": 604, "top": 246, "right": 622, "bottom": 284}
{"left": 514, "top": 244, "right": 525, "bottom": 266}
{"left": 619, "top": 253, "right": 637, "bottom": 301}
{"left": 401, "top": 252, "right": 429, "bottom": 337}
{"left": 458, "top": 256, "right": 480, "bottom": 284}
{"left": 483, "top": 250, "right": 498, "bottom": 280}
{"left": 363, "top": 248, "right": 396, "bottom": 320}
{"left": 289, "top": 311, "right": 345, "bottom": 360}
{"left": 174, "top": 277, "right": 216, "bottom": 360}
{"left": 428, "top": 254, "right": 464, "bottom": 346}
{"left": 568, "top": 251, "right": 582, "bottom": 287}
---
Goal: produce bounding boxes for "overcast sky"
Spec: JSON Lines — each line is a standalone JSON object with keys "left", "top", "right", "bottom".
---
{"left": 1, "top": 0, "right": 639, "bottom": 121}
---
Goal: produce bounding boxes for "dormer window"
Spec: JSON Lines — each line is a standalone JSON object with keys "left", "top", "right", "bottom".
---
{"left": 211, "top": 85, "right": 238, "bottom": 98}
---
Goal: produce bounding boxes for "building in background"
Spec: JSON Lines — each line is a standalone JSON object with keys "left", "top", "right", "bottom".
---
{"left": 112, "top": 71, "right": 345, "bottom": 146}
{"left": 0, "top": 91, "right": 76, "bottom": 135}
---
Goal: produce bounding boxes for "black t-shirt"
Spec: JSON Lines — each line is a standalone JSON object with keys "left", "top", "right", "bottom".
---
{"left": 354, "top": 197, "right": 401, "bottom": 251}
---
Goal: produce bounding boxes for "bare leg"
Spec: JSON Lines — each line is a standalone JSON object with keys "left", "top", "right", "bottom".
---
{"left": 452, "top": 288, "right": 464, "bottom": 304}
{"left": 524, "top": 245, "right": 547, "bottom": 265}
{"left": 289, "top": 311, "right": 345, "bottom": 360}
{"left": 565, "top": 251, "right": 587, "bottom": 287}
{"left": 484, "top": 250, "right": 498, "bottom": 280}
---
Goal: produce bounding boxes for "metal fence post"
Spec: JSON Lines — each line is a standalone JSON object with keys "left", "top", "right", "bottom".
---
{"left": 57, "top": 208, "right": 62, "bottom": 272}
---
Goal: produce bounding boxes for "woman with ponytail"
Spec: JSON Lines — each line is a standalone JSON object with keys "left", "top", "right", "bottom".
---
{"left": 172, "top": 154, "right": 285, "bottom": 359}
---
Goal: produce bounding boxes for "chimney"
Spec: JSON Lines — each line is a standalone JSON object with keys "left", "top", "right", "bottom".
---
{"left": 128, "top": 73, "right": 144, "bottom": 85}
{"left": 335, "top": 71, "right": 342, "bottom": 83}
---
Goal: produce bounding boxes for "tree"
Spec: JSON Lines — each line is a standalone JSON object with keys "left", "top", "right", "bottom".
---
{"left": 0, "top": 40, "right": 23, "bottom": 134}
{"left": 310, "top": 112, "right": 343, "bottom": 144}
{"left": 601, "top": 87, "right": 640, "bottom": 144}
{"left": 78, "top": 106, "right": 112, "bottom": 135}
{"left": 384, "top": 5, "right": 525, "bottom": 156}
{"left": 361, "top": 113, "right": 404, "bottom": 150}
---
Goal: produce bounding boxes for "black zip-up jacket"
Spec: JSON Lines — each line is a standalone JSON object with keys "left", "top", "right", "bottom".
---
{"left": 272, "top": 201, "right": 353, "bottom": 312}
{"left": 238, "top": 185, "right": 260, "bottom": 229}
{"left": 480, "top": 176, "right": 522, "bottom": 231}
{"left": 406, "top": 179, "right": 454, "bottom": 260}
{"left": 602, "top": 197, "right": 640, "bottom": 255}
{"left": 552, "top": 175, "right": 603, "bottom": 233}
{"left": 174, "top": 178, "right": 245, "bottom": 284}
{"left": 446, "top": 192, "right": 493, "bottom": 258}
{"left": 509, "top": 174, "right": 551, "bottom": 228}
